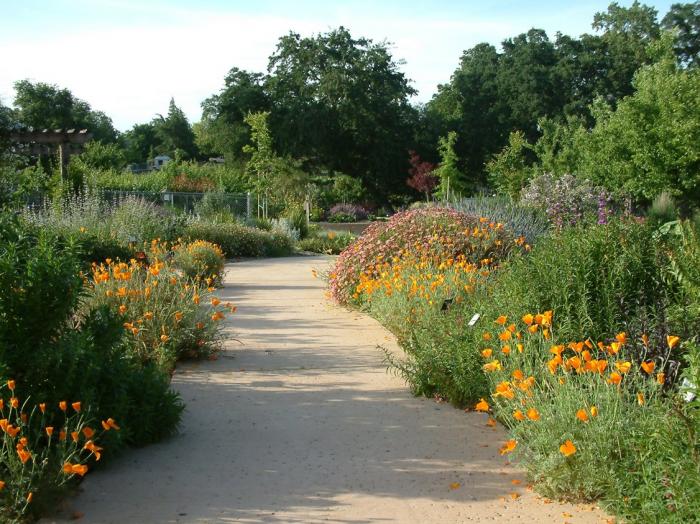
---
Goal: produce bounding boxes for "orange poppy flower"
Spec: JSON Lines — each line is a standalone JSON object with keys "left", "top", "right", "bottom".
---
{"left": 17, "top": 449, "right": 31, "bottom": 464}
{"left": 45, "top": 426, "right": 54, "bottom": 437}
{"left": 174, "top": 311, "right": 183, "bottom": 322}
{"left": 501, "top": 345, "right": 511, "bottom": 355}
{"left": 526, "top": 408, "right": 540, "bottom": 421}
{"left": 482, "top": 332, "right": 492, "bottom": 341}
{"left": 82, "top": 427, "right": 95, "bottom": 439}
{"left": 641, "top": 334, "right": 649, "bottom": 346}
{"left": 481, "top": 348, "right": 493, "bottom": 358}
{"left": 486, "top": 417, "right": 497, "bottom": 427}
{"left": 513, "top": 410, "right": 526, "bottom": 421}
{"left": 160, "top": 334, "right": 170, "bottom": 343}
{"left": 7, "top": 380, "right": 15, "bottom": 391}
{"left": 498, "top": 330, "right": 512, "bottom": 341}
{"left": 84, "top": 440, "right": 103, "bottom": 461}
{"left": 495, "top": 315, "right": 507, "bottom": 325}
{"left": 615, "top": 332, "right": 627, "bottom": 345}
{"left": 528, "top": 324, "right": 538, "bottom": 334}
{"left": 39, "top": 403, "right": 46, "bottom": 414}
{"left": 522, "top": 314, "right": 534, "bottom": 325}
{"left": 576, "top": 409, "right": 589, "bottom": 423}
{"left": 475, "top": 399, "right": 490, "bottom": 412}
{"left": 559, "top": 440, "right": 576, "bottom": 457}
{"left": 637, "top": 392, "right": 645, "bottom": 405}
{"left": 512, "top": 369, "right": 524, "bottom": 381}
{"left": 72, "top": 402, "right": 81, "bottom": 413}
{"left": 543, "top": 328, "right": 550, "bottom": 340}
{"left": 494, "top": 382, "right": 515, "bottom": 399}
{"left": 500, "top": 439, "right": 518, "bottom": 455}
{"left": 667, "top": 336, "right": 680, "bottom": 350}
{"left": 10, "top": 398, "right": 18, "bottom": 409}
{"left": 641, "top": 361, "right": 655, "bottom": 374}
{"left": 0, "top": 481, "right": 4, "bottom": 491}
{"left": 71, "top": 431, "right": 79, "bottom": 442}
{"left": 211, "top": 312, "right": 225, "bottom": 321}
{"left": 118, "top": 305, "right": 127, "bottom": 315}
{"left": 608, "top": 372, "right": 623, "bottom": 385}
{"left": 657, "top": 373, "right": 666, "bottom": 385}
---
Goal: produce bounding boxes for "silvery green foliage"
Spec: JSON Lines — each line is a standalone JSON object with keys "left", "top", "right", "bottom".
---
{"left": 270, "top": 217, "right": 300, "bottom": 242}
{"left": 453, "top": 194, "right": 549, "bottom": 243}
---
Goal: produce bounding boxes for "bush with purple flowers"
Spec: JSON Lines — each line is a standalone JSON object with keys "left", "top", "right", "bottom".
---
{"left": 327, "top": 203, "right": 369, "bottom": 222}
{"left": 520, "top": 173, "right": 619, "bottom": 229}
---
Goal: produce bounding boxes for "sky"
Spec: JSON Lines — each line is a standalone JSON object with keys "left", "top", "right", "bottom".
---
{"left": 0, "top": 0, "right": 676, "bottom": 131}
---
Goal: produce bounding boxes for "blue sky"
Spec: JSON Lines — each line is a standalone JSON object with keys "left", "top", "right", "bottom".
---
{"left": 0, "top": 0, "right": 676, "bottom": 130}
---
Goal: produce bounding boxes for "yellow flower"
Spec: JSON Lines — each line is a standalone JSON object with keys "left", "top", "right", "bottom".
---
{"left": 657, "top": 373, "right": 666, "bottom": 385}
{"left": 615, "top": 361, "right": 631, "bottom": 374}
{"left": 160, "top": 334, "right": 170, "bottom": 343}
{"left": 481, "top": 348, "right": 493, "bottom": 358}
{"left": 483, "top": 360, "right": 502, "bottom": 373}
{"left": 667, "top": 335, "right": 680, "bottom": 349}
{"left": 521, "top": 314, "right": 534, "bottom": 325}
{"left": 590, "top": 406, "right": 599, "bottom": 417}
{"left": 118, "top": 305, "right": 127, "bottom": 315}
{"left": 637, "top": 392, "right": 645, "bottom": 405}
{"left": 559, "top": 440, "right": 576, "bottom": 457}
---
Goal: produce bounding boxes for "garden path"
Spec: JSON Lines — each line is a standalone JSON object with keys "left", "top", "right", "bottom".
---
{"left": 48, "top": 256, "right": 608, "bottom": 523}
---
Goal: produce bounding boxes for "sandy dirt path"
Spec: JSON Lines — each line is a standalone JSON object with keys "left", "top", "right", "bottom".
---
{"left": 47, "top": 256, "right": 608, "bottom": 523}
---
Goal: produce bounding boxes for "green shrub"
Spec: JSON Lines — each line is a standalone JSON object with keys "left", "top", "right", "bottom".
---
{"left": 0, "top": 213, "right": 186, "bottom": 518}
{"left": 172, "top": 240, "right": 225, "bottom": 285}
{"left": 184, "top": 221, "right": 293, "bottom": 258}
{"left": 298, "top": 230, "right": 355, "bottom": 255}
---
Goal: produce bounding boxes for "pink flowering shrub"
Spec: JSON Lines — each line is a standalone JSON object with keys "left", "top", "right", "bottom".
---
{"left": 328, "top": 207, "right": 523, "bottom": 304}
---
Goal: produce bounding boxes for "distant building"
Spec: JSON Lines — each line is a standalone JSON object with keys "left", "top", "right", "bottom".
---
{"left": 152, "top": 155, "right": 172, "bottom": 169}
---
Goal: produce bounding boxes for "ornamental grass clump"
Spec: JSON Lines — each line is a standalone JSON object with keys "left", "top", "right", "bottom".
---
{"left": 87, "top": 244, "right": 233, "bottom": 369}
{"left": 329, "top": 207, "right": 525, "bottom": 304}
{"left": 0, "top": 380, "right": 118, "bottom": 522}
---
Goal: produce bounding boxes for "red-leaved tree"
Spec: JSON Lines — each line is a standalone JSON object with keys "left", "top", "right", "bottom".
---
{"left": 406, "top": 150, "right": 437, "bottom": 201}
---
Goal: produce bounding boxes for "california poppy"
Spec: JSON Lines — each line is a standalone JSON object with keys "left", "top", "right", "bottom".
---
{"left": 475, "top": 399, "right": 490, "bottom": 412}
{"left": 526, "top": 408, "right": 540, "bottom": 421}
{"left": 667, "top": 336, "right": 680, "bottom": 350}
{"left": 495, "top": 315, "right": 507, "bottom": 325}
{"left": 522, "top": 314, "right": 534, "bottom": 325}
{"left": 576, "top": 409, "right": 589, "bottom": 423}
{"left": 513, "top": 410, "right": 526, "bottom": 421}
{"left": 45, "top": 426, "right": 54, "bottom": 437}
{"left": 559, "top": 440, "right": 576, "bottom": 457}
{"left": 72, "top": 402, "right": 81, "bottom": 413}
{"left": 641, "top": 361, "right": 655, "bottom": 374}
{"left": 7, "top": 380, "right": 15, "bottom": 391}
{"left": 500, "top": 439, "right": 517, "bottom": 455}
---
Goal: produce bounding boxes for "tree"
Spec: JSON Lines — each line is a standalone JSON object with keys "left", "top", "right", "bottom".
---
{"left": 121, "top": 123, "right": 160, "bottom": 164}
{"left": 198, "top": 68, "right": 270, "bottom": 158}
{"left": 592, "top": 1, "right": 660, "bottom": 101}
{"left": 434, "top": 132, "right": 466, "bottom": 201}
{"left": 265, "top": 27, "right": 416, "bottom": 198}
{"left": 406, "top": 150, "right": 437, "bottom": 201}
{"left": 663, "top": 2, "right": 700, "bottom": 67}
{"left": 154, "top": 98, "right": 198, "bottom": 159}
{"left": 578, "top": 52, "right": 700, "bottom": 205}
{"left": 486, "top": 131, "right": 533, "bottom": 199}
{"left": 12, "top": 80, "right": 118, "bottom": 143}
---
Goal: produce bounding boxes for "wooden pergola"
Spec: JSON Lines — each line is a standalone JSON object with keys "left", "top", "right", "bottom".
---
{"left": 9, "top": 128, "right": 93, "bottom": 179}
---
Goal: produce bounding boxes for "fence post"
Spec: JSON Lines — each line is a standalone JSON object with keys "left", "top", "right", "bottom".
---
{"left": 246, "top": 192, "right": 252, "bottom": 220}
